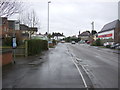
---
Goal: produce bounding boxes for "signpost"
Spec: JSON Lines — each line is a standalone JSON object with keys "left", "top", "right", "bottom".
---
{"left": 12, "top": 20, "right": 19, "bottom": 64}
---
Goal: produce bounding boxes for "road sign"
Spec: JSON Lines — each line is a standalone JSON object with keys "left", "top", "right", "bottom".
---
{"left": 12, "top": 37, "right": 17, "bottom": 48}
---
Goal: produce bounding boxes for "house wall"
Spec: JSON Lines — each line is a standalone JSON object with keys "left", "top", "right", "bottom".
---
{"left": 79, "top": 36, "right": 89, "bottom": 41}
{"left": 98, "top": 30, "right": 114, "bottom": 39}
{"left": 114, "top": 21, "right": 120, "bottom": 43}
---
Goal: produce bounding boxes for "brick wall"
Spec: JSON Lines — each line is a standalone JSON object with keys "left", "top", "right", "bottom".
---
{"left": 1, "top": 50, "right": 13, "bottom": 66}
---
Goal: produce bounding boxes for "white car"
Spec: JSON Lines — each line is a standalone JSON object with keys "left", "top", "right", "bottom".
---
{"left": 103, "top": 42, "right": 114, "bottom": 46}
{"left": 71, "top": 41, "right": 76, "bottom": 44}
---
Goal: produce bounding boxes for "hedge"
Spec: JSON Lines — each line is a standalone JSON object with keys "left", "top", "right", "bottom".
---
{"left": 27, "top": 39, "right": 48, "bottom": 56}
{"left": 91, "top": 39, "right": 103, "bottom": 46}
{"left": 3, "top": 37, "right": 23, "bottom": 46}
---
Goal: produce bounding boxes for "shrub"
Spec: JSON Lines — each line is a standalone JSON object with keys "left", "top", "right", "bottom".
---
{"left": 91, "top": 39, "right": 103, "bottom": 46}
{"left": 106, "top": 45, "right": 111, "bottom": 48}
{"left": 52, "top": 39, "right": 56, "bottom": 45}
{"left": 27, "top": 39, "right": 48, "bottom": 56}
{"left": 3, "top": 37, "right": 12, "bottom": 46}
{"left": 3, "top": 37, "right": 22, "bottom": 47}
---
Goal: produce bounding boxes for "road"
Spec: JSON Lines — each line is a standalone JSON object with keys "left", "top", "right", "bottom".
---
{"left": 67, "top": 43, "right": 119, "bottom": 88}
{"left": 2, "top": 43, "right": 119, "bottom": 89}
{"left": 3, "top": 43, "right": 85, "bottom": 88}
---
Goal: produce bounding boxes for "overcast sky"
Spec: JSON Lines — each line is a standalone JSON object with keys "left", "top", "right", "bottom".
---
{"left": 10, "top": 0, "right": 119, "bottom": 37}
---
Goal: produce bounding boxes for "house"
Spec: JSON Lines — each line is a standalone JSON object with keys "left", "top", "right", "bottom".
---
{"left": 20, "top": 24, "right": 29, "bottom": 41}
{"left": 78, "top": 31, "right": 90, "bottom": 41}
{"left": 19, "top": 24, "right": 38, "bottom": 41}
{"left": 98, "top": 19, "right": 120, "bottom": 43}
{"left": 0, "top": 17, "right": 9, "bottom": 38}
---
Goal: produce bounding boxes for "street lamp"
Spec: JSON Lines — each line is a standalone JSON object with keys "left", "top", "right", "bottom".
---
{"left": 48, "top": 1, "right": 51, "bottom": 35}
{"left": 47, "top": 1, "right": 51, "bottom": 49}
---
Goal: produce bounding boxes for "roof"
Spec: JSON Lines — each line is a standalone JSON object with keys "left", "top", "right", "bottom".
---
{"left": 29, "top": 27, "right": 38, "bottom": 32}
{"left": 20, "top": 24, "right": 29, "bottom": 30}
{"left": 79, "top": 31, "right": 90, "bottom": 36}
{"left": 98, "top": 19, "right": 120, "bottom": 33}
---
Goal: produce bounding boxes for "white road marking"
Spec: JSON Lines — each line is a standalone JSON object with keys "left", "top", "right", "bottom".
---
{"left": 67, "top": 46, "right": 88, "bottom": 88}
{"left": 71, "top": 55, "right": 88, "bottom": 89}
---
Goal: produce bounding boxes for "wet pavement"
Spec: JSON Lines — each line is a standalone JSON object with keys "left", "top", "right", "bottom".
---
{"left": 2, "top": 43, "right": 85, "bottom": 88}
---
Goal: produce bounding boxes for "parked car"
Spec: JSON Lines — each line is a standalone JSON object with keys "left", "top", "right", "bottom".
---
{"left": 110, "top": 43, "right": 120, "bottom": 49}
{"left": 103, "top": 42, "right": 114, "bottom": 47}
{"left": 71, "top": 41, "right": 76, "bottom": 44}
{"left": 116, "top": 45, "right": 120, "bottom": 49}
{"left": 86, "top": 41, "right": 90, "bottom": 44}
{"left": 78, "top": 40, "right": 85, "bottom": 44}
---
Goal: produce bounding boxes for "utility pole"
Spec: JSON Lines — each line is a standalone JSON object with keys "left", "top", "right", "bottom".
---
{"left": 91, "top": 21, "right": 94, "bottom": 30}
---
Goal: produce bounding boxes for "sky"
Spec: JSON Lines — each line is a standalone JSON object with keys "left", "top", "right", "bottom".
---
{"left": 10, "top": 0, "right": 119, "bottom": 37}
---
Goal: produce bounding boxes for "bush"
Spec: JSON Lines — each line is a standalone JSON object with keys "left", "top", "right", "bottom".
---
{"left": 52, "top": 39, "right": 56, "bottom": 45}
{"left": 91, "top": 39, "right": 103, "bottom": 46}
{"left": 27, "top": 39, "right": 48, "bottom": 56}
{"left": 106, "top": 45, "right": 111, "bottom": 48}
{"left": 3, "top": 37, "right": 23, "bottom": 47}
{"left": 3, "top": 37, "right": 12, "bottom": 46}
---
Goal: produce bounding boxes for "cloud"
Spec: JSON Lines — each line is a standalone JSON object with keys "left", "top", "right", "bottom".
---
{"left": 10, "top": 0, "right": 119, "bottom": 36}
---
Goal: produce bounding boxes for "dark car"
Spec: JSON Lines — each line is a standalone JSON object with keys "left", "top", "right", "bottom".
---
{"left": 110, "top": 43, "right": 120, "bottom": 49}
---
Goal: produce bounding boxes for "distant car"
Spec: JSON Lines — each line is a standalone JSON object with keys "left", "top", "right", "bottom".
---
{"left": 78, "top": 40, "right": 85, "bottom": 44}
{"left": 86, "top": 41, "right": 90, "bottom": 44}
{"left": 61, "top": 40, "right": 65, "bottom": 43}
{"left": 71, "top": 41, "right": 76, "bottom": 44}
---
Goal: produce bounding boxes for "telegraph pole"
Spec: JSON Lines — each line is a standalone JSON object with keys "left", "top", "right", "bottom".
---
{"left": 91, "top": 21, "right": 94, "bottom": 30}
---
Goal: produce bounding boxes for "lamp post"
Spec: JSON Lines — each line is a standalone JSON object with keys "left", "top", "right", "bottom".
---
{"left": 47, "top": 1, "right": 51, "bottom": 49}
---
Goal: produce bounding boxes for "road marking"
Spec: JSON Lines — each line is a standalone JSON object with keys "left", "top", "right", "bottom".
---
{"left": 71, "top": 55, "right": 88, "bottom": 89}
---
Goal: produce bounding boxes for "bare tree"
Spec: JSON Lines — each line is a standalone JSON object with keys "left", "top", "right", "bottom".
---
{"left": 19, "top": 9, "right": 39, "bottom": 27}
{"left": 19, "top": 9, "right": 40, "bottom": 39}
{"left": 0, "top": 0, "right": 23, "bottom": 17}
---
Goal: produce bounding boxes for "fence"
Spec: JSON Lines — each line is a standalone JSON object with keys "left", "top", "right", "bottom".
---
{"left": 1, "top": 41, "right": 28, "bottom": 57}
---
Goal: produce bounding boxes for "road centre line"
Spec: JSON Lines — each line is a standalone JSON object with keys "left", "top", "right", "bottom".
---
{"left": 67, "top": 46, "right": 88, "bottom": 88}
{"left": 71, "top": 56, "right": 88, "bottom": 89}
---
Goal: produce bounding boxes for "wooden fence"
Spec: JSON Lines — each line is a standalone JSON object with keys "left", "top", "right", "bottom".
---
{"left": 1, "top": 41, "right": 28, "bottom": 57}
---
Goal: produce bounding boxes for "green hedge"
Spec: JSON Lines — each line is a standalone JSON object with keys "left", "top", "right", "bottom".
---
{"left": 91, "top": 39, "right": 103, "bottom": 46}
{"left": 3, "top": 37, "right": 23, "bottom": 46}
{"left": 27, "top": 39, "right": 48, "bottom": 56}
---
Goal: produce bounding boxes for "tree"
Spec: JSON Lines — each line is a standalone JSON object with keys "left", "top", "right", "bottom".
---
{"left": 19, "top": 9, "right": 39, "bottom": 39}
{"left": 86, "top": 30, "right": 90, "bottom": 33}
{"left": 19, "top": 9, "right": 39, "bottom": 27}
{"left": 0, "top": 0, "right": 23, "bottom": 17}
{"left": 91, "top": 30, "right": 97, "bottom": 35}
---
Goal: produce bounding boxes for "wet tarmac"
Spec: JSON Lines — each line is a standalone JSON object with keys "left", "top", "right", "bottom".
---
{"left": 2, "top": 43, "right": 119, "bottom": 89}
{"left": 3, "top": 43, "right": 85, "bottom": 88}
{"left": 68, "top": 43, "right": 119, "bottom": 88}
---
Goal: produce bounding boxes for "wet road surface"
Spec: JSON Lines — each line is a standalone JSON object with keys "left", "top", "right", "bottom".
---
{"left": 3, "top": 43, "right": 85, "bottom": 88}
{"left": 2, "top": 43, "right": 119, "bottom": 88}
{"left": 67, "top": 43, "right": 119, "bottom": 88}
